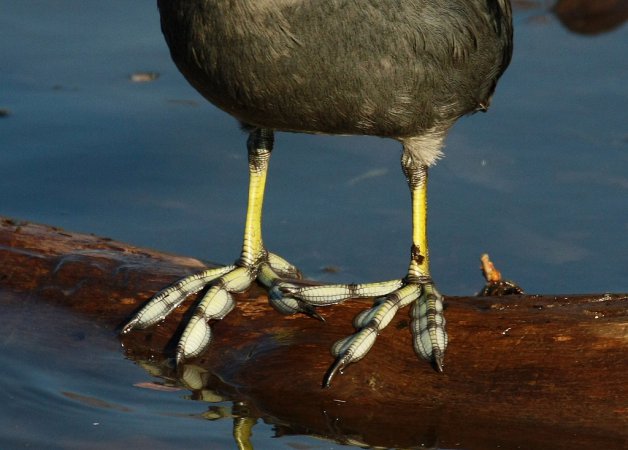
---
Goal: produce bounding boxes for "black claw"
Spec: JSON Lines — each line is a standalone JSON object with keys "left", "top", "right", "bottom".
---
{"left": 287, "top": 267, "right": 304, "bottom": 280}
{"left": 322, "top": 355, "right": 348, "bottom": 388}
{"left": 121, "top": 319, "right": 137, "bottom": 334}
{"left": 301, "top": 303, "right": 325, "bottom": 322}
{"left": 433, "top": 350, "right": 445, "bottom": 373}
{"left": 175, "top": 346, "right": 186, "bottom": 367}
{"left": 279, "top": 285, "right": 296, "bottom": 296}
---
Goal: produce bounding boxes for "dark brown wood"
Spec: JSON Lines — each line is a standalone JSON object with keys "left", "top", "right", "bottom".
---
{"left": 1, "top": 216, "right": 627, "bottom": 449}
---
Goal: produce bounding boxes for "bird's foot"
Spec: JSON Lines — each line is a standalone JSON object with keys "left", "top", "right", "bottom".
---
{"left": 123, "top": 257, "right": 447, "bottom": 384}
{"left": 122, "top": 252, "right": 308, "bottom": 364}
{"left": 284, "top": 278, "right": 447, "bottom": 387}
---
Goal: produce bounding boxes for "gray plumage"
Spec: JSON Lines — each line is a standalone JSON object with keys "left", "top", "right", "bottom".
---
{"left": 157, "top": 0, "right": 512, "bottom": 165}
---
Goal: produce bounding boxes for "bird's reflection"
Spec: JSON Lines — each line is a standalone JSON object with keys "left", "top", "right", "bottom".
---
{"left": 553, "top": 0, "right": 628, "bottom": 35}
{"left": 133, "top": 359, "right": 400, "bottom": 449}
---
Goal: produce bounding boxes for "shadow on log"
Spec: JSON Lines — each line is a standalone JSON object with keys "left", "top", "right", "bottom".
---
{"left": 0, "top": 216, "right": 626, "bottom": 449}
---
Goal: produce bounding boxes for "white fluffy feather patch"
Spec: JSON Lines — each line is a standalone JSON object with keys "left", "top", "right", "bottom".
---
{"left": 400, "top": 130, "right": 446, "bottom": 167}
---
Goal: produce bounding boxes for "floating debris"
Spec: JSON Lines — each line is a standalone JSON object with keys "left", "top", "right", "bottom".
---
{"left": 130, "top": 71, "right": 159, "bottom": 83}
{"left": 321, "top": 265, "right": 341, "bottom": 274}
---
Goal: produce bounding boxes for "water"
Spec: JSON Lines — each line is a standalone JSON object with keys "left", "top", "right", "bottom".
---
{"left": 0, "top": 294, "right": 329, "bottom": 449}
{"left": 1, "top": 1, "right": 626, "bottom": 448}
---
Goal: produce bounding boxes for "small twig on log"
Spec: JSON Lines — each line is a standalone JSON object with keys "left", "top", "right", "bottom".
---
{"left": 479, "top": 253, "right": 525, "bottom": 296}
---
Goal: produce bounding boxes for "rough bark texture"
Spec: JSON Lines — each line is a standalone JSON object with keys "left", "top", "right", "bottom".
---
{"left": 1, "top": 216, "right": 626, "bottom": 449}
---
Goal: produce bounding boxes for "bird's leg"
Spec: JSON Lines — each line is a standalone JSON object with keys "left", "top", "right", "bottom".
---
{"left": 122, "top": 129, "right": 448, "bottom": 380}
{"left": 324, "top": 159, "right": 447, "bottom": 385}
{"left": 171, "top": 130, "right": 275, "bottom": 362}
{"left": 283, "top": 153, "right": 448, "bottom": 386}
{"left": 123, "top": 128, "right": 308, "bottom": 363}
{"left": 403, "top": 157, "right": 448, "bottom": 372}
{"left": 238, "top": 129, "right": 274, "bottom": 269}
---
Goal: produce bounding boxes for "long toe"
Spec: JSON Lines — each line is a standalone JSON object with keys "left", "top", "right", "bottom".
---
{"left": 175, "top": 266, "right": 255, "bottom": 364}
{"left": 258, "top": 262, "right": 324, "bottom": 320}
{"left": 123, "top": 263, "right": 257, "bottom": 365}
{"left": 411, "top": 283, "right": 448, "bottom": 370}
{"left": 122, "top": 265, "right": 236, "bottom": 333}
{"left": 322, "top": 283, "right": 422, "bottom": 386}
{"left": 322, "top": 281, "right": 448, "bottom": 386}
{"left": 175, "top": 285, "right": 237, "bottom": 363}
{"left": 281, "top": 279, "right": 404, "bottom": 307}
{"left": 323, "top": 325, "right": 379, "bottom": 387}
{"left": 267, "top": 252, "right": 303, "bottom": 279}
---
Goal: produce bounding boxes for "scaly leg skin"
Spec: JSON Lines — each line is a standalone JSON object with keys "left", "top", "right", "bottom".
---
{"left": 122, "top": 129, "right": 314, "bottom": 364}
{"left": 123, "top": 129, "right": 447, "bottom": 385}
{"left": 282, "top": 153, "right": 448, "bottom": 387}
{"left": 120, "top": 127, "right": 398, "bottom": 365}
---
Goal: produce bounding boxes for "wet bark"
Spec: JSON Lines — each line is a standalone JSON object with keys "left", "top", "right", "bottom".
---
{"left": 1, "top": 216, "right": 626, "bottom": 450}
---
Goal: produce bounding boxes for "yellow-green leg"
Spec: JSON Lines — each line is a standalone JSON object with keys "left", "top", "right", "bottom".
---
{"left": 174, "top": 131, "right": 274, "bottom": 363}
{"left": 403, "top": 154, "right": 448, "bottom": 372}
{"left": 238, "top": 130, "right": 273, "bottom": 268}
{"left": 283, "top": 153, "right": 448, "bottom": 386}
{"left": 123, "top": 128, "right": 307, "bottom": 363}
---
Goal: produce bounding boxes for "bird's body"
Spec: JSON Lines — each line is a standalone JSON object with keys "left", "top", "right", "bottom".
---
{"left": 125, "top": 0, "right": 514, "bottom": 385}
{"left": 158, "top": 0, "right": 512, "bottom": 163}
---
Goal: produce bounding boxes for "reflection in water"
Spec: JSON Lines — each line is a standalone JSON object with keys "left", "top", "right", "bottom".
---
{"left": 513, "top": 0, "right": 628, "bottom": 34}
{"left": 152, "top": 362, "right": 266, "bottom": 449}
{"left": 136, "top": 360, "right": 383, "bottom": 450}
{"left": 134, "top": 359, "right": 447, "bottom": 449}
{"left": 553, "top": 0, "right": 628, "bottom": 35}
{"left": 233, "top": 417, "right": 255, "bottom": 450}
{"left": 137, "top": 360, "right": 259, "bottom": 448}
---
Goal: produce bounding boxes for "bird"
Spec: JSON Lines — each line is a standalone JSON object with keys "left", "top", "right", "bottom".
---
{"left": 123, "top": 0, "right": 513, "bottom": 387}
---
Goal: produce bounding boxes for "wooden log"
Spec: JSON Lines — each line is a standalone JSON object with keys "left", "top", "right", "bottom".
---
{"left": 0, "top": 216, "right": 626, "bottom": 449}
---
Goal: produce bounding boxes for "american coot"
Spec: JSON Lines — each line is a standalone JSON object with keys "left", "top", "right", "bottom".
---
{"left": 124, "top": 0, "right": 513, "bottom": 387}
